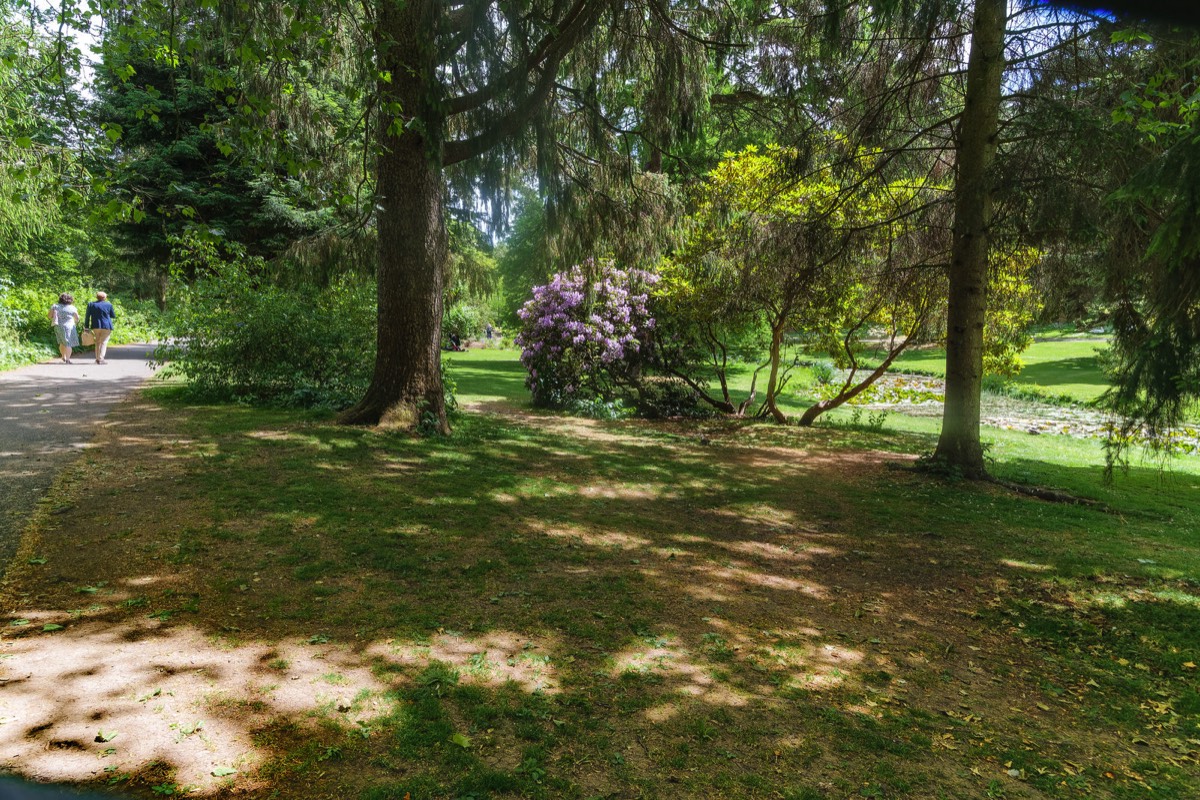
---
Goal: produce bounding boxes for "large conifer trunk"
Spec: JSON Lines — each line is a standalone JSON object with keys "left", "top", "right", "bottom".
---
{"left": 339, "top": 0, "right": 448, "bottom": 430}
{"left": 934, "top": 0, "right": 1005, "bottom": 477}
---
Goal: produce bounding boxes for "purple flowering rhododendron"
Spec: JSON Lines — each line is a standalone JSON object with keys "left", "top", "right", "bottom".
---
{"left": 516, "top": 259, "right": 658, "bottom": 406}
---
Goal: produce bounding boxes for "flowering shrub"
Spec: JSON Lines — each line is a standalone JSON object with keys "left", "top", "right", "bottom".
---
{"left": 516, "top": 260, "right": 658, "bottom": 407}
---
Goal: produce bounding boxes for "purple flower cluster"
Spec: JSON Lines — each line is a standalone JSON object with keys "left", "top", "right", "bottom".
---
{"left": 516, "top": 259, "right": 658, "bottom": 406}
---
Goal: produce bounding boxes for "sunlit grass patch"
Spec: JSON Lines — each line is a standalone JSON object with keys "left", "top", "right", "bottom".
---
{"left": 367, "top": 631, "right": 561, "bottom": 695}
{"left": 999, "top": 558, "right": 1055, "bottom": 572}
{"left": 1150, "top": 587, "right": 1200, "bottom": 607}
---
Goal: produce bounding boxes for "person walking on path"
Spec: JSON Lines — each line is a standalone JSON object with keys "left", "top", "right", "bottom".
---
{"left": 84, "top": 291, "right": 116, "bottom": 364}
{"left": 48, "top": 293, "right": 80, "bottom": 364}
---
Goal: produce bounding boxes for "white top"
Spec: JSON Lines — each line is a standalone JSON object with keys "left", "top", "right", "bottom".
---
{"left": 51, "top": 303, "right": 78, "bottom": 327}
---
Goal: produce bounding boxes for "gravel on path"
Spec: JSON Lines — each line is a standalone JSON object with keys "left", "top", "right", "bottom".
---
{"left": 0, "top": 344, "right": 160, "bottom": 579}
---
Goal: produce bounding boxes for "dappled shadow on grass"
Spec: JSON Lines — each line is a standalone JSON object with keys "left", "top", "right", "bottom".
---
{"left": 4, "top": 394, "right": 1200, "bottom": 798}
{"left": 1, "top": 616, "right": 377, "bottom": 790}
{"left": 0, "top": 612, "right": 570, "bottom": 793}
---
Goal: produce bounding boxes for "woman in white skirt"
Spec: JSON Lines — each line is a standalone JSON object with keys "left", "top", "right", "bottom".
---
{"left": 48, "top": 293, "right": 80, "bottom": 364}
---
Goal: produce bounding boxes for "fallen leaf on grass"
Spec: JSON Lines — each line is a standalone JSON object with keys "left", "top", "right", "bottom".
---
{"left": 42, "top": 624, "right": 63, "bottom": 632}
{"left": 175, "top": 721, "right": 203, "bottom": 736}
{"left": 211, "top": 767, "right": 236, "bottom": 777}
{"left": 450, "top": 733, "right": 471, "bottom": 748}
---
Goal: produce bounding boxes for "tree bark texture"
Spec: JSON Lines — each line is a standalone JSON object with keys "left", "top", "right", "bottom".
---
{"left": 764, "top": 323, "right": 788, "bottom": 423}
{"left": 339, "top": 0, "right": 449, "bottom": 430}
{"left": 933, "top": 0, "right": 1005, "bottom": 477}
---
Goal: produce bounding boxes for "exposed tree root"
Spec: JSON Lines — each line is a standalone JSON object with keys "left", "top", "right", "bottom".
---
{"left": 893, "top": 462, "right": 1116, "bottom": 513}
{"left": 985, "top": 476, "right": 1113, "bottom": 512}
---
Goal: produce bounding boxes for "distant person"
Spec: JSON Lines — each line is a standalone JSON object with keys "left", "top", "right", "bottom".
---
{"left": 485, "top": 323, "right": 494, "bottom": 340}
{"left": 47, "top": 293, "right": 80, "bottom": 364}
{"left": 84, "top": 291, "right": 116, "bottom": 364}
{"left": 449, "top": 332, "right": 463, "bottom": 351}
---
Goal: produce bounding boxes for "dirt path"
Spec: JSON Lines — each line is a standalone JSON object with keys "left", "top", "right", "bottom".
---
{"left": 0, "top": 344, "right": 159, "bottom": 580}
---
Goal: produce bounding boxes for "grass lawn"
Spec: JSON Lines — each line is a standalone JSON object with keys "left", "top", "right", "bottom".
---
{"left": 1009, "top": 338, "right": 1111, "bottom": 404}
{"left": 1, "top": 349, "right": 1198, "bottom": 799}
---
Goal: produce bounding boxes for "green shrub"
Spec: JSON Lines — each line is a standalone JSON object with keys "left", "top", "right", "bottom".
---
{"left": 108, "top": 297, "right": 165, "bottom": 344}
{"left": 444, "top": 301, "right": 487, "bottom": 343}
{"left": 568, "top": 396, "right": 634, "bottom": 420}
{"left": 0, "top": 278, "right": 51, "bottom": 368}
{"left": 634, "top": 376, "right": 706, "bottom": 418}
{"left": 2, "top": 283, "right": 57, "bottom": 340}
{"left": 156, "top": 237, "right": 376, "bottom": 410}
{"left": 810, "top": 359, "right": 836, "bottom": 386}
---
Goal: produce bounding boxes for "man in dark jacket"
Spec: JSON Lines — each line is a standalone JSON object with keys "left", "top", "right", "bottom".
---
{"left": 83, "top": 292, "right": 116, "bottom": 364}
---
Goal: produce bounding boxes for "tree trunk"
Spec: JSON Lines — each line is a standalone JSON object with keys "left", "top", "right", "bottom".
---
{"left": 933, "top": 0, "right": 1005, "bottom": 478}
{"left": 154, "top": 270, "right": 168, "bottom": 312}
{"left": 764, "top": 323, "right": 788, "bottom": 423}
{"left": 666, "top": 368, "right": 737, "bottom": 414}
{"left": 339, "top": 0, "right": 449, "bottom": 431}
{"left": 797, "top": 339, "right": 911, "bottom": 426}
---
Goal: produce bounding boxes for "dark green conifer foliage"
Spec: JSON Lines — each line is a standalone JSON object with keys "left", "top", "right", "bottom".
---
{"left": 1100, "top": 30, "right": 1200, "bottom": 461}
{"left": 91, "top": 36, "right": 321, "bottom": 304}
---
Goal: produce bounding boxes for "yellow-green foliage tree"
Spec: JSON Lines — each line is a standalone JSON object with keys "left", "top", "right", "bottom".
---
{"left": 982, "top": 246, "right": 1042, "bottom": 378}
{"left": 658, "top": 142, "right": 1043, "bottom": 425}
{"left": 659, "top": 141, "right": 947, "bottom": 424}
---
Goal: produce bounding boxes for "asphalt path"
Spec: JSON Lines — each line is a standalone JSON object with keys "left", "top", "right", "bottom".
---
{"left": 0, "top": 343, "right": 160, "bottom": 579}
